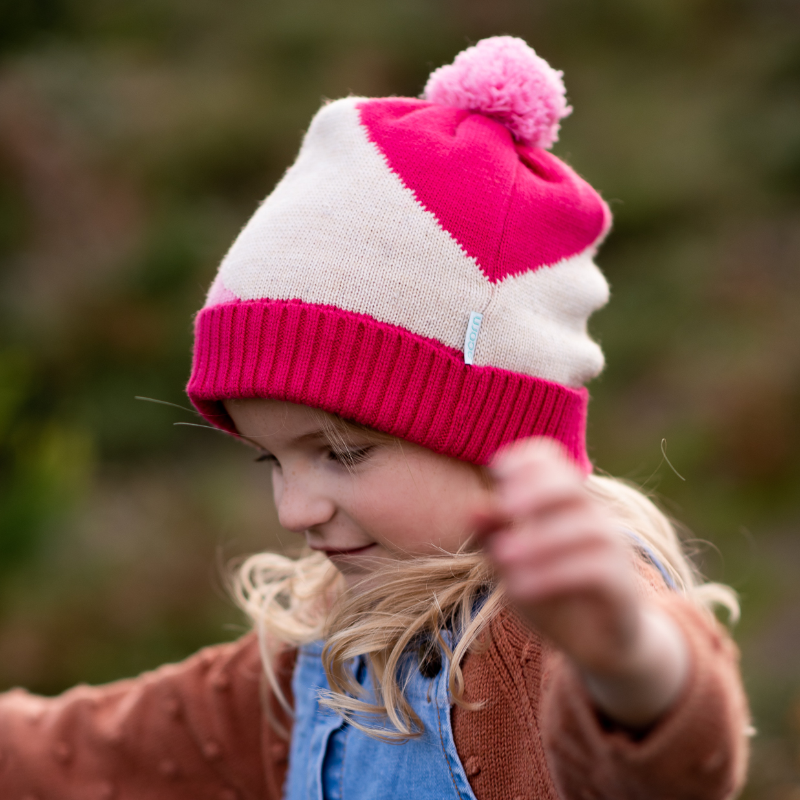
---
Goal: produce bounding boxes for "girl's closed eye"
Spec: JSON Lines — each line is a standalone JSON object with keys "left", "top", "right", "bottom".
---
{"left": 252, "top": 447, "right": 375, "bottom": 467}
{"left": 327, "top": 446, "right": 374, "bottom": 467}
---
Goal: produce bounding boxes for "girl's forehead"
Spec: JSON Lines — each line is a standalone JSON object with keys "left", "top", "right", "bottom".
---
{"left": 223, "top": 398, "right": 329, "bottom": 443}
{"left": 223, "top": 398, "right": 381, "bottom": 449}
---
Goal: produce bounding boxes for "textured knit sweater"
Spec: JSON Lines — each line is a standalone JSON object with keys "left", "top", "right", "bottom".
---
{"left": 0, "top": 568, "right": 749, "bottom": 800}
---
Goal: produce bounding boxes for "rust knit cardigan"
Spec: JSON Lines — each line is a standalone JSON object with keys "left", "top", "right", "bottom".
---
{"left": 0, "top": 568, "right": 749, "bottom": 800}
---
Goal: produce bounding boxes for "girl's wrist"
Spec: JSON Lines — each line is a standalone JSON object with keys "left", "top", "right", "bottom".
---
{"left": 579, "top": 606, "right": 689, "bottom": 731}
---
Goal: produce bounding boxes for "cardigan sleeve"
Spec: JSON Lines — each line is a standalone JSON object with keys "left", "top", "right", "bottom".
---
{"left": 540, "top": 592, "right": 750, "bottom": 800}
{"left": 0, "top": 633, "right": 296, "bottom": 800}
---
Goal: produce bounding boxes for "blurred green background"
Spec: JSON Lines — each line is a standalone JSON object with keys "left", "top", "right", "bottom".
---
{"left": 1, "top": 1, "right": 798, "bottom": 796}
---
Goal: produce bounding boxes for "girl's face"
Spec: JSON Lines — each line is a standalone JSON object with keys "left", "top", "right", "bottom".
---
{"left": 224, "top": 398, "right": 490, "bottom": 588}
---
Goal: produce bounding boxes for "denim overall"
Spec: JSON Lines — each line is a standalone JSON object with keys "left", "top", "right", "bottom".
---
{"left": 283, "top": 638, "right": 479, "bottom": 800}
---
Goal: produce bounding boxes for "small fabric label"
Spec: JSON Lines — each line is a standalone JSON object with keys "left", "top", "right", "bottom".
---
{"left": 463, "top": 311, "right": 483, "bottom": 365}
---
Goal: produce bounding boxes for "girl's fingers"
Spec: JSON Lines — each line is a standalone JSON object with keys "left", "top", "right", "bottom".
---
{"left": 503, "top": 550, "right": 632, "bottom": 606}
{"left": 487, "top": 513, "right": 620, "bottom": 568}
{"left": 489, "top": 447, "right": 587, "bottom": 521}
{"left": 490, "top": 436, "right": 571, "bottom": 479}
{"left": 495, "top": 532, "right": 634, "bottom": 604}
{"left": 495, "top": 474, "right": 584, "bottom": 522}
{"left": 473, "top": 496, "right": 618, "bottom": 584}
{"left": 469, "top": 490, "right": 583, "bottom": 548}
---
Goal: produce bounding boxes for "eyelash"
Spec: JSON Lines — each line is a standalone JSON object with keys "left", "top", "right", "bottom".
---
{"left": 327, "top": 446, "right": 373, "bottom": 467}
{"left": 253, "top": 447, "right": 374, "bottom": 467}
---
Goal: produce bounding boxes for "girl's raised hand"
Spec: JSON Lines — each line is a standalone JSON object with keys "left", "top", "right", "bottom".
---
{"left": 474, "top": 438, "right": 689, "bottom": 729}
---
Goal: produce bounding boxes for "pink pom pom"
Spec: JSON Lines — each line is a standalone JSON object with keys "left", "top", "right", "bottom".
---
{"left": 422, "top": 36, "right": 571, "bottom": 150}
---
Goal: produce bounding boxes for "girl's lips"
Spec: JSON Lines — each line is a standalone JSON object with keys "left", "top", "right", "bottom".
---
{"left": 312, "top": 543, "right": 377, "bottom": 558}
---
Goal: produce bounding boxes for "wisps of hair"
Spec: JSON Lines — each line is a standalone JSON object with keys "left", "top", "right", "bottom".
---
{"left": 234, "top": 547, "right": 502, "bottom": 741}
{"left": 584, "top": 475, "right": 739, "bottom": 622}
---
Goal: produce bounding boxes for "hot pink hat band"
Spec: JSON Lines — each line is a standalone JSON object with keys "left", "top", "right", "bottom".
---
{"left": 188, "top": 299, "right": 590, "bottom": 470}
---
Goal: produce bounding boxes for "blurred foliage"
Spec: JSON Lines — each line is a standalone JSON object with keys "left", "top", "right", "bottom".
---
{"left": 0, "top": 1, "right": 799, "bottom": 796}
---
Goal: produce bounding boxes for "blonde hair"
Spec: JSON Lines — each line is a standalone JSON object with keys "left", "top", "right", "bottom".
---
{"left": 232, "top": 419, "right": 738, "bottom": 741}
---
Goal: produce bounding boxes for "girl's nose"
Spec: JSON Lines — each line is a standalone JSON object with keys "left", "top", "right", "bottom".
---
{"left": 273, "top": 471, "right": 336, "bottom": 534}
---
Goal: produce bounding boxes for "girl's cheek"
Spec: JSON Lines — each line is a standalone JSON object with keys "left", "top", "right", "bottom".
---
{"left": 271, "top": 471, "right": 285, "bottom": 505}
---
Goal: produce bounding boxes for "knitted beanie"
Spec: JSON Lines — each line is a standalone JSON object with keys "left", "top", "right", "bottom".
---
{"left": 187, "top": 37, "right": 611, "bottom": 472}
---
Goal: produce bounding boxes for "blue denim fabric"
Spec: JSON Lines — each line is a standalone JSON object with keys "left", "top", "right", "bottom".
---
{"left": 284, "top": 638, "right": 478, "bottom": 800}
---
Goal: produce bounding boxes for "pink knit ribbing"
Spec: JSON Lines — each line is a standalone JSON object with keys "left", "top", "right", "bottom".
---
{"left": 188, "top": 299, "right": 592, "bottom": 471}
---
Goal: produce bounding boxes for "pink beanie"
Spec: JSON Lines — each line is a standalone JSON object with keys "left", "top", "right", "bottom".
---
{"left": 187, "top": 37, "right": 611, "bottom": 472}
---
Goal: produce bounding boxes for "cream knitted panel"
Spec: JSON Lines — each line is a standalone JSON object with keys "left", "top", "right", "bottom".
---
{"left": 479, "top": 250, "right": 609, "bottom": 386}
{"left": 213, "top": 98, "right": 490, "bottom": 355}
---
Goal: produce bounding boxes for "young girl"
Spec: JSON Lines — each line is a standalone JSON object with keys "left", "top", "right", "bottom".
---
{"left": 0, "top": 37, "right": 749, "bottom": 800}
